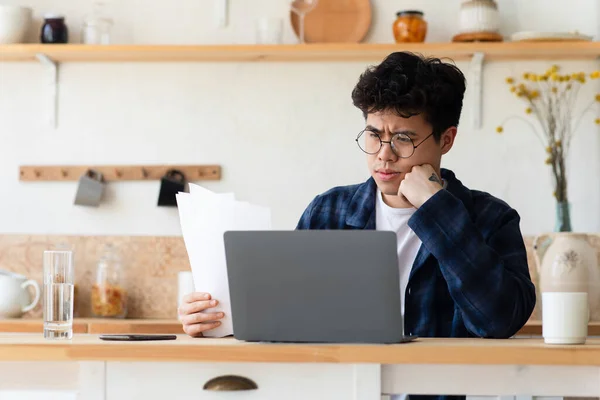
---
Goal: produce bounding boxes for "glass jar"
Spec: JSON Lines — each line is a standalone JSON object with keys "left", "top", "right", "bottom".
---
{"left": 41, "top": 14, "right": 68, "bottom": 44}
{"left": 82, "top": 18, "right": 113, "bottom": 45}
{"left": 393, "top": 10, "right": 427, "bottom": 43}
{"left": 91, "top": 244, "right": 127, "bottom": 318}
{"left": 81, "top": 2, "right": 113, "bottom": 45}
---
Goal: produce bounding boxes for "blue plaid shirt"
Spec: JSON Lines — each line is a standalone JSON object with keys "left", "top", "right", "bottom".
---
{"left": 296, "top": 168, "right": 536, "bottom": 339}
{"left": 296, "top": 169, "right": 536, "bottom": 400}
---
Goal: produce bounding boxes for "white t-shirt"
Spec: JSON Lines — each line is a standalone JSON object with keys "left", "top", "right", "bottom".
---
{"left": 375, "top": 191, "right": 422, "bottom": 400}
{"left": 375, "top": 190, "right": 422, "bottom": 318}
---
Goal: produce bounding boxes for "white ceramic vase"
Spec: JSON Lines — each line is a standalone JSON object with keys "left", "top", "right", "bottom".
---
{"left": 458, "top": 0, "right": 500, "bottom": 34}
{"left": 533, "top": 232, "right": 600, "bottom": 321}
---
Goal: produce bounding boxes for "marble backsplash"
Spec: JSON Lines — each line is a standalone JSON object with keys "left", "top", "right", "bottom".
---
{"left": 0, "top": 235, "right": 190, "bottom": 319}
{"left": 0, "top": 234, "right": 598, "bottom": 321}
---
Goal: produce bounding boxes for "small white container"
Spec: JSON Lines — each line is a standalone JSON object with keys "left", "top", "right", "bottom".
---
{"left": 542, "top": 292, "right": 589, "bottom": 345}
{"left": 0, "top": 5, "right": 33, "bottom": 44}
{"left": 458, "top": 0, "right": 500, "bottom": 34}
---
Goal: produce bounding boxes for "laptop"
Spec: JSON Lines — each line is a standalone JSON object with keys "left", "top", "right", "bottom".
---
{"left": 223, "top": 230, "right": 417, "bottom": 344}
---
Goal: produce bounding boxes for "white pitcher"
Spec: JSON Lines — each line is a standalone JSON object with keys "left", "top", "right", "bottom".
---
{"left": 0, "top": 270, "right": 41, "bottom": 318}
{"left": 533, "top": 232, "right": 600, "bottom": 320}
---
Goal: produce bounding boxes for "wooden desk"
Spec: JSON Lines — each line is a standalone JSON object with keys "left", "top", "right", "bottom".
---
{"left": 0, "top": 334, "right": 598, "bottom": 399}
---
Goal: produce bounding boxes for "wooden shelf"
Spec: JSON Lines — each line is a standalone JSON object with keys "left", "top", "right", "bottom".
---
{"left": 0, "top": 42, "right": 599, "bottom": 63}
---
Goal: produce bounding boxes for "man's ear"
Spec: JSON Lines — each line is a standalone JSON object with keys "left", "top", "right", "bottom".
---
{"left": 440, "top": 127, "right": 457, "bottom": 155}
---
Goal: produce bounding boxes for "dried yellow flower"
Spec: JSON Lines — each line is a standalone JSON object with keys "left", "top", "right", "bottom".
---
{"left": 551, "top": 65, "right": 559, "bottom": 73}
{"left": 530, "top": 90, "right": 540, "bottom": 99}
{"left": 545, "top": 146, "right": 552, "bottom": 153}
{"left": 496, "top": 126, "right": 503, "bottom": 134}
{"left": 525, "top": 107, "right": 532, "bottom": 114}
{"left": 510, "top": 86, "right": 516, "bottom": 93}
{"left": 596, "top": 94, "right": 600, "bottom": 102}
{"left": 551, "top": 87, "right": 558, "bottom": 94}
{"left": 506, "top": 77, "right": 514, "bottom": 84}
{"left": 523, "top": 73, "right": 530, "bottom": 80}
{"left": 545, "top": 158, "right": 553, "bottom": 165}
{"left": 596, "top": 118, "right": 600, "bottom": 125}
{"left": 551, "top": 74, "right": 560, "bottom": 82}
{"left": 555, "top": 140, "right": 562, "bottom": 147}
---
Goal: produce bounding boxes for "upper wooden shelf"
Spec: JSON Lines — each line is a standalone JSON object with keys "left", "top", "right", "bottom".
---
{"left": 0, "top": 42, "right": 599, "bottom": 63}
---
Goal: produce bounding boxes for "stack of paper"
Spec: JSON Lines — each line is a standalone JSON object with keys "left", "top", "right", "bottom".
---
{"left": 176, "top": 184, "right": 271, "bottom": 337}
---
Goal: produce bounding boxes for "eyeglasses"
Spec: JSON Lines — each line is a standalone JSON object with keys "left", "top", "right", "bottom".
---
{"left": 355, "top": 129, "right": 436, "bottom": 159}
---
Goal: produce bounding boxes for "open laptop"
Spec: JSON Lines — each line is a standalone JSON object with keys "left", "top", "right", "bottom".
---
{"left": 223, "top": 230, "right": 417, "bottom": 344}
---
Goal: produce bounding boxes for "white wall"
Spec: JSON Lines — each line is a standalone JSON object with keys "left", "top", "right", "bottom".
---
{"left": 0, "top": 0, "right": 598, "bottom": 236}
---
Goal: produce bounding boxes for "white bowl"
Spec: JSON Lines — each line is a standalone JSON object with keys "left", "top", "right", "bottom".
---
{"left": 0, "top": 5, "right": 33, "bottom": 44}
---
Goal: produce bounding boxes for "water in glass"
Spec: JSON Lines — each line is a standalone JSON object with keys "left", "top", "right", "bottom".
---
{"left": 43, "top": 282, "right": 74, "bottom": 339}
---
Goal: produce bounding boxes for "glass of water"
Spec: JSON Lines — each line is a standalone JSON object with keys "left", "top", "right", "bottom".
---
{"left": 43, "top": 251, "right": 74, "bottom": 340}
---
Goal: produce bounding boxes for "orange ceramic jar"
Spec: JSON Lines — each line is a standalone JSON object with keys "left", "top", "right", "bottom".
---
{"left": 393, "top": 10, "right": 427, "bottom": 43}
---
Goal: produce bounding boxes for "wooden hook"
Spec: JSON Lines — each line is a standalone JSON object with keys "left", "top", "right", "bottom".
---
{"left": 115, "top": 169, "right": 123, "bottom": 178}
{"left": 61, "top": 169, "right": 68, "bottom": 178}
{"left": 198, "top": 168, "right": 204, "bottom": 177}
{"left": 34, "top": 170, "right": 41, "bottom": 178}
{"left": 141, "top": 168, "right": 149, "bottom": 179}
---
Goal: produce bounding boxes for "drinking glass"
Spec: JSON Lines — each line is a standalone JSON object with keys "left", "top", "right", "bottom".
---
{"left": 43, "top": 250, "right": 74, "bottom": 340}
{"left": 290, "top": 0, "right": 318, "bottom": 44}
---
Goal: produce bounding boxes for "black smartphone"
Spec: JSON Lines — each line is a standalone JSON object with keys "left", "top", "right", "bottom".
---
{"left": 99, "top": 334, "right": 177, "bottom": 341}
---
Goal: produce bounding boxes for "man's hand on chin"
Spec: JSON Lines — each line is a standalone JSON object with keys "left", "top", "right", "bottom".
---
{"left": 398, "top": 165, "right": 443, "bottom": 208}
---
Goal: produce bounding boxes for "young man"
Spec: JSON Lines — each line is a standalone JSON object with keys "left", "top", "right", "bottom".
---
{"left": 179, "top": 52, "right": 536, "bottom": 343}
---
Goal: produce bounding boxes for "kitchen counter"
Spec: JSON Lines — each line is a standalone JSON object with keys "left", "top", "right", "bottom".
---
{"left": 0, "top": 318, "right": 184, "bottom": 334}
{"left": 2, "top": 318, "right": 599, "bottom": 336}
{"left": 0, "top": 334, "right": 599, "bottom": 399}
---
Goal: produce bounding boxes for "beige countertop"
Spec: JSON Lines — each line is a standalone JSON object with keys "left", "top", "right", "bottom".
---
{"left": 2, "top": 319, "right": 599, "bottom": 336}
{"left": 0, "top": 334, "right": 599, "bottom": 365}
{"left": 0, "top": 318, "right": 184, "bottom": 334}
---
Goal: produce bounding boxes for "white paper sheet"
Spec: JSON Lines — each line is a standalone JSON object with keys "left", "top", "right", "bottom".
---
{"left": 176, "top": 184, "right": 271, "bottom": 337}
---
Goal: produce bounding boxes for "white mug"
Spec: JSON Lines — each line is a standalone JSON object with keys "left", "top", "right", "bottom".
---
{"left": 0, "top": 270, "right": 41, "bottom": 318}
{"left": 542, "top": 292, "right": 588, "bottom": 344}
{"left": 178, "top": 271, "right": 195, "bottom": 307}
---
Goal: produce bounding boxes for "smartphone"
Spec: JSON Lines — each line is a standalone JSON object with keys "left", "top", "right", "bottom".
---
{"left": 99, "top": 334, "right": 177, "bottom": 341}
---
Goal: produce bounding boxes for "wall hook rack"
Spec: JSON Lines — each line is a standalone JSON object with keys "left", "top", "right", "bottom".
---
{"left": 19, "top": 165, "right": 222, "bottom": 182}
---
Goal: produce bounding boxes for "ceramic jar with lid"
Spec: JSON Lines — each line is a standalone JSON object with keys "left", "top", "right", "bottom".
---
{"left": 458, "top": 0, "right": 500, "bottom": 34}
{"left": 393, "top": 10, "right": 427, "bottom": 43}
{"left": 40, "top": 14, "right": 68, "bottom": 43}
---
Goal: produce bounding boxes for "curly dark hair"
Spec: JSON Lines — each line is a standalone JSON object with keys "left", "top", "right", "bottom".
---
{"left": 351, "top": 51, "right": 466, "bottom": 141}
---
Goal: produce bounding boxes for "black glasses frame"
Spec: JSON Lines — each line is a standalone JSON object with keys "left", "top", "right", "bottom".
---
{"left": 355, "top": 129, "right": 436, "bottom": 159}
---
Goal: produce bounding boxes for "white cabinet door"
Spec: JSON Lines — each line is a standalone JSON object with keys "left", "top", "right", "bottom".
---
{"left": 0, "top": 361, "right": 105, "bottom": 400}
{"left": 106, "top": 362, "right": 380, "bottom": 400}
{"left": 0, "top": 390, "right": 77, "bottom": 400}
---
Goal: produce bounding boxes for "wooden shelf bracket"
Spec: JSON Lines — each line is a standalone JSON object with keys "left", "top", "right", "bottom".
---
{"left": 470, "top": 51, "right": 485, "bottom": 130}
{"left": 35, "top": 53, "right": 59, "bottom": 129}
